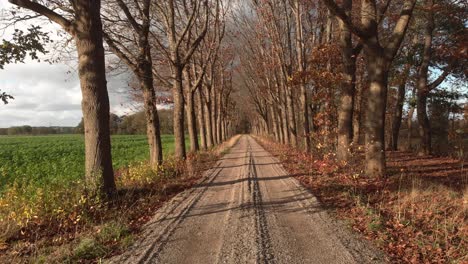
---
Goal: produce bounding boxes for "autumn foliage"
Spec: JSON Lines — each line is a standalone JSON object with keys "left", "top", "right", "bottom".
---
{"left": 258, "top": 137, "right": 467, "bottom": 263}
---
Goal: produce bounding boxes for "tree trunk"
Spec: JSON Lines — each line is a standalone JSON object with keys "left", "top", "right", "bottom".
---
{"left": 221, "top": 119, "right": 226, "bottom": 142}
{"left": 417, "top": 90, "right": 431, "bottom": 155}
{"left": 416, "top": 0, "right": 434, "bottom": 156}
{"left": 139, "top": 37, "right": 163, "bottom": 167}
{"left": 281, "top": 85, "right": 291, "bottom": 145}
{"left": 186, "top": 90, "right": 199, "bottom": 152}
{"left": 183, "top": 68, "right": 199, "bottom": 153}
{"left": 142, "top": 86, "right": 163, "bottom": 167}
{"left": 286, "top": 86, "right": 297, "bottom": 147}
{"left": 277, "top": 107, "right": 283, "bottom": 143}
{"left": 270, "top": 105, "right": 279, "bottom": 142}
{"left": 277, "top": 108, "right": 285, "bottom": 143}
{"left": 336, "top": 13, "right": 356, "bottom": 161}
{"left": 281, "top": 105, "right": 289, "bottom": 144}
{"left": 216, "top": 91, "right": 222, "bottom": 143}
{"left": 407, "top": 98, "right": 415, "bottom": 150}
{"left": 337, "top": 79, "right": 355, "bottom": 161}
{"left": 173, "top": 66, "right": 186, "bottom": 159}
{"left": 294, "top": 0, "right": 311, "bottom": 152}
{"left": 196, "top": 88, "right": 207, "bottom": 150}
{"left": 211, "top": 88, "right": 218, "bottom": 145}
{"left": 364, "top": 46, "right": 387, "bottom": 178}
{"left": 75, "top": 1, "right": 116, "bottom": 197}
{"left": 204, "top": 89, "right": 214, "bottom": 148}
{"left": 353, "top": 72, "right": 363, "bottom": 145}
{"left": 390, "top": 80, "right": 406, "bottom": 151}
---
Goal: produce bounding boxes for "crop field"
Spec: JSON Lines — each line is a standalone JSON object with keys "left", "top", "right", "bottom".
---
{"left": 0, "top": 134, "right": 180, "bottom": 191}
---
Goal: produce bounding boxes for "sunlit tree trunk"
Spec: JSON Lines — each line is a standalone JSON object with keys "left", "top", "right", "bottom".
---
{"left": 294, "top": 0, "right": 310, "bottom": 152}
{"left": 196, "top": 88, "right": 207, "bottom": 150}
{"left": 363, "top": 45, "right": 388, "bottom": 177}
{"left": 184, "top": 68, "right": 199, "bottom": 152}
{"left": 416, "top": 0, "right": 434, "bottom": 156}
{"left": 390, "top": 68, "right": 409, "bottom": 151}
{"left": 204, "top": 86, "right": 214, "bottom": 148}
{"left": 353, "top": 72, "right": 363, "bottom": 145}
{"left": 76, "top": 6, "right": 115, "bottom": 197}
{"left": 336, "top": 0, "right": 357, "bottom": 161}
{"left": 173, "top": 66, "right": 186, "bottom": 158}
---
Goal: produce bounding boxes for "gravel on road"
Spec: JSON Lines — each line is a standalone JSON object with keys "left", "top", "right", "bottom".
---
{"left": 110, "top": 135, "right": 384, "bottom": 264}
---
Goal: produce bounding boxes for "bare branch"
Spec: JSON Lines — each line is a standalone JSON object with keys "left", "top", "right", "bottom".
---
{"left": 8, "top": 0, "right": 75, "bottom": 34}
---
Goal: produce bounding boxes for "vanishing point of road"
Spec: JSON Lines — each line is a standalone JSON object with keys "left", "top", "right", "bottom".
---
{"left": 111, "top": 135, "right": 383, "bottom": 264}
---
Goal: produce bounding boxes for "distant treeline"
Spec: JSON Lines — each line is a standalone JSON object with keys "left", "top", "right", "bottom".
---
{"left": 1, "top": 109, "right": 175, "bottom": 136}
{"left": 0, "top": 126, "right": 76, "bottom": 135}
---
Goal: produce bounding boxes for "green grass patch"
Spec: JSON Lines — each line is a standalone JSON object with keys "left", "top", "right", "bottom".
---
{"left": 0, "top": 134, "right": 185, "bottom": 191}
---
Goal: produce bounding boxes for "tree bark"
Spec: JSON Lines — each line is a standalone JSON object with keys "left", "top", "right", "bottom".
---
{"left": 417, "top": 90, "right": 431, "bottom": 155}
{"left": 271, "top": 105, "right": 280, "bottom": 142}
{"left": 390, "top": 84, "right": 405, "bottom": 151}
{"left": 364, "top": 46, "right": 388, "bottom": 178}
{"left": 196, "top": 88, "right": 207, "bottom": 150}
{"left": 416, "top": 0, "right": 434, "bottom": 156}
{"left": 336, "top": 2, "right": 357, "bottom": 161}
{"left": 352, "top": 72, "right": 363, "bottom": 145}
{"left": 407, "top": 92, "right": 416, "bottom": 150}
{"left": 142, "top": 84, "right": 163, "bottom": 167}
{"left": 216, "top": 89, "right": 223, "bottom": 143}
{"left": 204, "top": 87, "right": 214, "bottom": 148}
{"left": 183, "top": 68, "right": 199, "bottom": 153}
{"left": 286, "top": 86, "right": 297, "bottom": 147}
{"left": 211, "top": 87, "right": 218, "bottom": 145}
{"left": 277, "top": 108, "right": 285, "bottom": 143}
{"left": 173, "top": 66, "right": 186, "bottom": 159}
{"left": 186, "top": 90, "right": 199, "bottom": 152}
{"left": 323, "top": 0, "right": 416, "bottom": 177}
{"left": 390, "top": 70, "right": 409, "bottom": 151}
{"left": 75, "top": 1, "right": 116, "bottom": 197}
{"left": 294, "top": 0, "right": 310, "bottom": 152}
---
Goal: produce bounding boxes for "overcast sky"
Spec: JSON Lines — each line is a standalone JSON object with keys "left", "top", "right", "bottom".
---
{"left": 0, "top": 2, "right": 135, "bottom": 128}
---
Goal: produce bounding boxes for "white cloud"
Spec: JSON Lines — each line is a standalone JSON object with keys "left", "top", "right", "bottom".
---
{"left": 0, "top": 62, "right": 135, "bottom": 128}
{"left": 0, "top": 4, "right": 155, "bottom": 128}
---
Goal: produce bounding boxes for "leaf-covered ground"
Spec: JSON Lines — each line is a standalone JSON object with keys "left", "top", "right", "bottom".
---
{"left": 257, "top": 137, "right": 467, "bottom": 263}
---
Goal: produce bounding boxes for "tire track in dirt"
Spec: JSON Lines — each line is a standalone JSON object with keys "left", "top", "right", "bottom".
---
{"left": 110, "top": 136, "right": 385, "bottom": 264}
{"left": 248, "top": 143, "right": 276, "bottom": 264}
{"left": 110, "top": 164, "right": 224, "bottom": 264}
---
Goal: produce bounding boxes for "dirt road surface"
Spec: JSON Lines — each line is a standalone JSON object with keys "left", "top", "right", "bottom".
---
{"left": 111, "top": 136, "right": 384, "bottom": 264}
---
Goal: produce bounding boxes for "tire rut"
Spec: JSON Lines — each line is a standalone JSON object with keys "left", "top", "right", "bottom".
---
{"left": 247, "top": 143, "right": 276, "bottom": 264}
{"left": 110, "top": 136, "right": 385, "bottom": 264}
{"left": 110, "top": 164, "right": 224, "bottom": 264}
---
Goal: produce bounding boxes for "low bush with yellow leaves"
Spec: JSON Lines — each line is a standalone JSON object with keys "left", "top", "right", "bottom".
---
{"left": 0, "top": 178, "right": 88, "bottom": 243}
{"left": 0, "top": 135, "right": 240, "bottom": 262}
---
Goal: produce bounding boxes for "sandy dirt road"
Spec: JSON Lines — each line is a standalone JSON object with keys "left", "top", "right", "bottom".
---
{"left": 111, "top": 135, "right": 384, "bottom": 264}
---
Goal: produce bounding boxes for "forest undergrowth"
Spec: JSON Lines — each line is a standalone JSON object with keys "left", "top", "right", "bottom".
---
{"left": 257, "top": 137, "right": 467, "bottom": 263}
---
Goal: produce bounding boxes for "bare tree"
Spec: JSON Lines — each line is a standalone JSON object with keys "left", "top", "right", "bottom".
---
{"left": 154, "top": 0, "right": 210, "bottom": 159}
{"left": 102, "top": 0, "right": 163, "bottom": 167}
{"left": 293, "top": 0, "right": 311, "bottom": 152}
{"left": 323, "top": 0, "right": 417, "bottom": 177}
{"left": 7, "top": 0, "right": 116, "bottom": 197}
{"left": 335, "top": 0, "right": 362, "bottom": 162}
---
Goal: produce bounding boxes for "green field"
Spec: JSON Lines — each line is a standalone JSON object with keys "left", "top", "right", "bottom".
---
{"left": 0, "top": 134, "right": 180, "bottom": 190}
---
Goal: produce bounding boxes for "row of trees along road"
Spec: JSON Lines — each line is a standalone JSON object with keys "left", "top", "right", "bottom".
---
{"left": 3, "top": 0, "right": 239, "bottom": 199}
{"left": 237, "top": 0, "right": 466, "bottom": 177}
